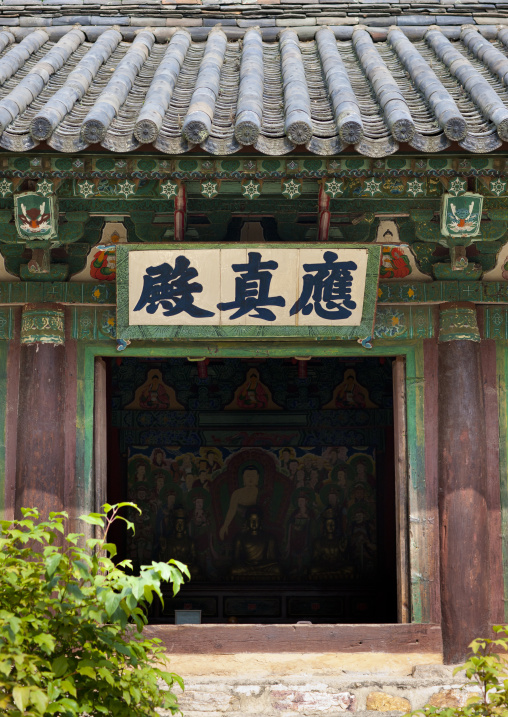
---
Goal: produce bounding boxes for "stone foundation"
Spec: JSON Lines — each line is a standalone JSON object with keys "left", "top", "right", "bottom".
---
{"left": 164, "top": 662, "right": 478, "bottom": 717}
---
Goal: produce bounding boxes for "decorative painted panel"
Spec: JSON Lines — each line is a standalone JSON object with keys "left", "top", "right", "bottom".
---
{"left": 71, "top": 307, "right": 116, "bottom": 341}
{"left": 374, "top": 306, "right": 434, "bottom": 340}
{"left": 0, "top": 153, "right": 507, "bottom": 183}
{"left": 378, "top": 281, "right": 508, "bottom": 304}
{"left": 483, "top": 307, "right": 508, "bottom": 339}
{"left": 0, "top": 282, "right": 116, "bottom": 305}
{"left": 0, "top": 308, "right": 15, "bottom": 340}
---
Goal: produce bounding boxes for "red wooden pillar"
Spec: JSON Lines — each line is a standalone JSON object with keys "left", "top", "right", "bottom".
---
{"left": 438, "top": 302, "right": 489, "bottom": 663}
{"left": 14, "top": 304, "right": 67, "bottom": 518}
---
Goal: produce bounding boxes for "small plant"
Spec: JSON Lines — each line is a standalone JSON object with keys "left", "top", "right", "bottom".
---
{"left": 409, "top": 626, "right": 508, "bottom": 717}
{"left": 0, "top": 503, "right": 190, "bottom": 717}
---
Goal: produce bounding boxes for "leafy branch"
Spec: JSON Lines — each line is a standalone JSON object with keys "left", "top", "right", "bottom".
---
{"left": 408, "top": 626, "right": 508, "bottom": 717}
{"left": 0, "top": 503, "right": 190, "bottom": 717}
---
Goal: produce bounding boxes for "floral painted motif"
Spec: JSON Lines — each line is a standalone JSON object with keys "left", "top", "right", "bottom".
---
{"left": 90, "top": 231, "right": 121, "bottom": 282}
{"left": 379, "top": 247, "right": 412, "bottom": 279}
{"left": 374, "top": 308, "right": 407, "bottom": 339}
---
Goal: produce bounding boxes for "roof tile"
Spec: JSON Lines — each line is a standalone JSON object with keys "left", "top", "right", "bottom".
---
{"left": 0, "top": 22, "right": 503, "bottom": 157}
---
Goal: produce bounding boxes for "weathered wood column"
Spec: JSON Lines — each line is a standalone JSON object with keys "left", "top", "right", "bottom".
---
{"left": 14, "top": 303, "right": 66, "bottom": 518}
{"left": 438, "top": 302, "right": 489, "bottom": 664}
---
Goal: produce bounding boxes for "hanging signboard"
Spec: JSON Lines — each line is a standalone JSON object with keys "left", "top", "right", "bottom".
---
{"left": 116, "top": 244, "right": 381, "bottom": 340}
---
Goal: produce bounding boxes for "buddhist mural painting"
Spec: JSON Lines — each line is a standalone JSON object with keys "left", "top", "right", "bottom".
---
{"left": 125, "top": 369, "right": 184, "bottom": 410}
{"left": 225, "top": 368, "right": 282, "bottom": 410}
{"left": 323, "top": 369, "right": 378, "bottom": 409}
{"left": 115, "top": 357, "right": 391, "bottom": 598}
{"left": 127, "top": 444, "right": 377, "bottom": 583}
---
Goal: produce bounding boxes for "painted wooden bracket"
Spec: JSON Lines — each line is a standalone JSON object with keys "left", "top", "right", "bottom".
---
{"left": 174, "top": 183, "right": 186, "bottom": 243}
{"left": 450, "top": 246, "right": 468, "bottom": 271}
{"left": 317, "top": 184, "right": 330, "bottom": 242}
{"left": 28, "top": 247, "right": 51, "bottom": 274}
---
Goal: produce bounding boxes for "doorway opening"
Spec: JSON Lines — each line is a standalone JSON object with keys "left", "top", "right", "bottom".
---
{"left": 106, "top": 356, "right": 398, "bottom": 623}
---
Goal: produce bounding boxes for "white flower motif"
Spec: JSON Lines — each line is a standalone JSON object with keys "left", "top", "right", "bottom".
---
{"left": 242, "top": 180, "right": 261, "bottom": 199}
{"left": 117, "top": 180, "right": 135, "bottom": 198}
{"left": 73, "top": 159, "right": 84, "bottom": 168}
{"left": 201, "top": 180, "right": 218, "bottom": 199}
{"left": 0, "top": 179, "right": 12, "bottom": 197}
{"left": 287, "top": 160, "right": 298, "bottom": 171}
{"left": 37, "top": 179, "right": 54, "bottom": 197}
{"left": 490, "top": 178, "right": 506, "bottom": 196}
{"left": 30, "top": 157, "right": 41, "bottom": 167}
{"left": 243, "top": 160, "right": 256, "bottom": 171}
{"left": 160, "top": 180, "right": 178, "bottom": 199}
{"left": 363, "top": 178, "right": 382, "bottom": 196}
{"left": 116, "top": 160, "right": 126, "bottom": 169}
{"left": 77, "top": 180, "right": 95, "bottom": 198}
{"left": 448, "top": 177, "right": 466, "bottom": 196}
{"left": 324, "top": 179, "right": 344, "bottom": 198}
{"left": 282, "top": 179, "right": 301, "bottom": 199}
{"left": 328, "top": 160, "right": 341, "bottom": 171}
{"left": 407, "top": 179, "right": 424, "bottom": 197}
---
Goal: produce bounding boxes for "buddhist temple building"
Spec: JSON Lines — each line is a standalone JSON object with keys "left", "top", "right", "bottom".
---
{"left": 2, "top": 0, "right": 508, "bottom": 709}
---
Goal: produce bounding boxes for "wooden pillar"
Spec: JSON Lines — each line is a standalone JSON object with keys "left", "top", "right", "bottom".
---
{"left": 438, "top": 302, "right": 489, "bottom": 663}
{"left": 14, "top": 304, "right": 66, "bottom": 518}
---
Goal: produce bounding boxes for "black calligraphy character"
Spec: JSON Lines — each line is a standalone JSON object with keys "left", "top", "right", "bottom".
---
{"left": 218, "top": 251, "right": 285, "bottom": 322}
{"left": 290, "top": 251, "right": 357, "bottom": 320}
{"left": 134, "top": 256, "right": 215, "bottom": 318}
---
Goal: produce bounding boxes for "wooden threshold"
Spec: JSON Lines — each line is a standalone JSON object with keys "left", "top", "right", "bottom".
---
{"left": 145, "top": 623, "right": 442, "bottom": 654}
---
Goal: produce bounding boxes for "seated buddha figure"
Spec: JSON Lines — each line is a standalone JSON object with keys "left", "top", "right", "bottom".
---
{"left": 230, "top": 509, "right": 280, "bottom": 581}
{"left": 309, "top": 511, "right": 354, "bottom": 581}
{"left": 161, "top": 510, "right": 202, "bottom": 580}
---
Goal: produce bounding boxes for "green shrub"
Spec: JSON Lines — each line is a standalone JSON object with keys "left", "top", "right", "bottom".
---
{"left": 410, "top": 627, "right": 508, "bottom": 717}
{"left": 0, "top": 503, "right": 190, "bottom": 717}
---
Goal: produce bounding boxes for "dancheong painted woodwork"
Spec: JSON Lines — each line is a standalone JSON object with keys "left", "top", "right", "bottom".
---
{"left": 2, "top": 0, "right": 508, "bottom": 668}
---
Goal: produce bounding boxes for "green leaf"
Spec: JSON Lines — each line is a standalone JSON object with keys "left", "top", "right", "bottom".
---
{"left": 66, "top": 584, "right": 85, "bottom": 602}
{"left": 98, "top": 667, "right": 115, "bottom": 687}
{"left": 77, "top": 665, "right": 96, "bottom": 679}
{"left": 59, "top": 679, "right": 77, "bottom": 698}
{"left": 12, "top": 686, "right": 31, "bottom": 712}
{"left": 104, "top": 591, "right": 121, "bottom": 618}
{"left": 79, "top": 514, "right": 105, "bottom": 527}
{"left": 114, "top": 515, "right": 135, "bottom": 533}
{"left": 115, "top": 502, "right": 140, "bottom": 513}
{"left": 51, "top": 656, "right": 69, "bottom": 678}
{"left": 33, "top": 633, "right": 56, "bottom": 654}
{"left": 29, "top": 688, "right": 49, "bottom": 715}
{"left": 73, "top": 559, "right": 90, "bottom": 579}
{"left": 103, "top": 543, "right": 117, "bottom": 558}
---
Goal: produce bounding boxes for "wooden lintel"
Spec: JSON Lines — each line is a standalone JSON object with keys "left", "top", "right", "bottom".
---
{"left": 144, "top": 623, "right": 443, "bottom": 655}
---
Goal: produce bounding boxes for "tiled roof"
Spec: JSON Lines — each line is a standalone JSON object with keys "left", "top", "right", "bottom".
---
{"left": 1, "top": 23, "right": 508, "bottom": 156}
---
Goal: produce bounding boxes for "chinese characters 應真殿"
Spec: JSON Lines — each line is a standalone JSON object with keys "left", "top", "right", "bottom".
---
{"left": 134, "top": 251, "right": 358, "bottom": 322}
